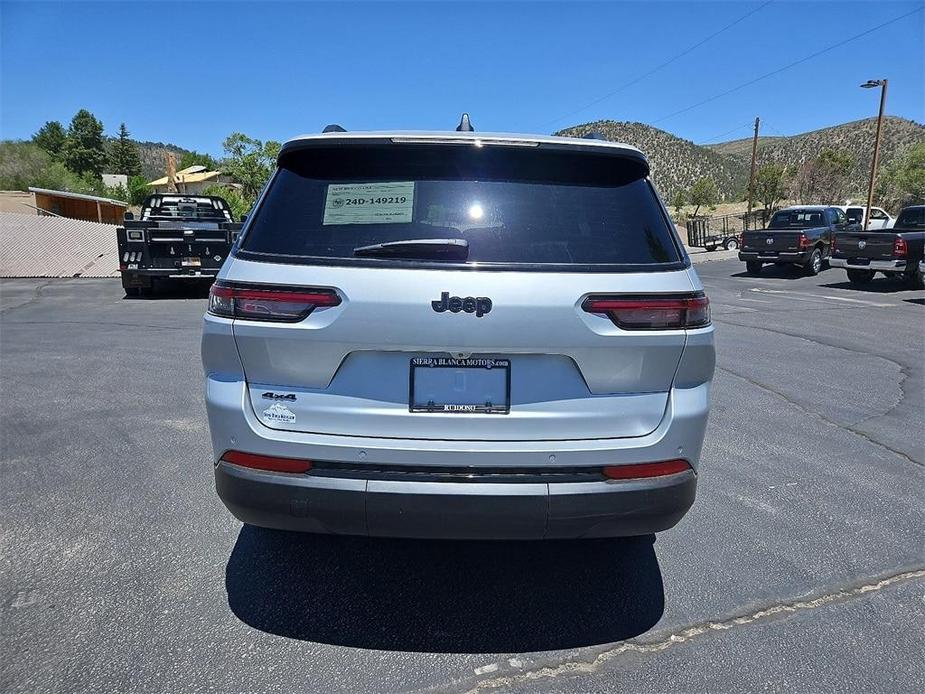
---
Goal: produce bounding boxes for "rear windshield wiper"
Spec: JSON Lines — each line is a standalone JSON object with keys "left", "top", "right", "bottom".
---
{"left": 353, "top": 238, "right": 469, "bottom": 261}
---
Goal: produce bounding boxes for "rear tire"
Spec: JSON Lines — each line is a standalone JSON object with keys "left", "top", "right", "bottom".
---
{"left": 846, "top": 269, "right": 875, "bottom": 284}
{"left": 905, "top": 267, "right": 925, "bottom": 290}
{"left": 745, "top": 261, "right": 762, "bottom": 275}
{"left": 124, "top": 286, "right": 140, "bottom": 297}
{"left": 804, "top": 248, "right": 823, "bottom": 276}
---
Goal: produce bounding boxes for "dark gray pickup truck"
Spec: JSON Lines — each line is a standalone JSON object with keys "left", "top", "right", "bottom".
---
{"left": 738, "top": 205, "right": 851, "bottom": 276}
{"left": 830, "top": 205, "right": 925, "bottom": 288}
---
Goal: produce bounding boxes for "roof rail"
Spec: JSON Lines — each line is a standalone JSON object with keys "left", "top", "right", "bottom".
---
{"left": 455, "top": 113, "right": 475, "bottom": 132}
{"left": 322, "top": 124, "right": 347, "bottom": 133}
{"left": 582, "top": 131, "right": 606, "bottom": 140}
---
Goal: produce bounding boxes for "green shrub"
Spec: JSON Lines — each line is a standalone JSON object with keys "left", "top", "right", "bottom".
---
{"left": 127, "top": 175, "right": 149, "bottom": 206}
{"left": 202, "top": 185, "right": 249, "bottom": 221}
{"left": 104, "top": 183, "right": 129, "bottom": 202}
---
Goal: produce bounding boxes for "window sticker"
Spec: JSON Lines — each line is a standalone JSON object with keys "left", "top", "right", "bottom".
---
{"left": 323, "top": 182, "right": 415, "bottom": 225}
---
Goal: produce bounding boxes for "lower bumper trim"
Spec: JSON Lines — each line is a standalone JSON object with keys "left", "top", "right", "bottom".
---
{"left": 738, "top": 251, "right": 810, "bottom": 263}
{"left": 215, "top": 461, "right": 697, "bottom": 540}
{"left": 121, "top": 269, "right": 219, "bottom": 279}
{"left": 829, "top": 258, "right": 906, "bottom": 272}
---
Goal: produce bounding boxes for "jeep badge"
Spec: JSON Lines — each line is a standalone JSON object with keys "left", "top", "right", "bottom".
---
{"left": 431, "top": 291, "right": 492, "bottom": 317}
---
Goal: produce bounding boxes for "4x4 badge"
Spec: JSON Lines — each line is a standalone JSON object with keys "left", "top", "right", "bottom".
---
{"left": 431, "top": 292, "right": 492, "bottom": 318}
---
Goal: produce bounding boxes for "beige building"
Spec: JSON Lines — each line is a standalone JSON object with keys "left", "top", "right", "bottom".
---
{"left": 146, "top": 165, "right": 234, "bottom": 195}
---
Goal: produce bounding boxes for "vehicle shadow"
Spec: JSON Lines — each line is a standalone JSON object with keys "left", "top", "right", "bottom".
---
{"left": 819, "top": 279, "right": 914, "bottom": 294}
{"left": 224, "top": 526, "right": 665, "bottom": 653}
{"left": 121, "top": 282, "right": 212, "bottom": 300}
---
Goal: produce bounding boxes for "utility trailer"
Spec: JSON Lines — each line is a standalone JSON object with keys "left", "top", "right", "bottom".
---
{"left": 684, "top": 215, "right": 747, "bottom": 251}
{"left": 117, "top": 195, "right": 242, "bottom": 296}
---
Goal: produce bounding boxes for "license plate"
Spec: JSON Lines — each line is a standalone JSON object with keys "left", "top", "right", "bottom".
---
{"left": 182, "top": 257, "right": 201, "bottom": 267}
{"left": 850, "top": 258, "right": 870, "bottom": 266}
{"left": 410, "top": 357, "right": 510, "bottom": 414}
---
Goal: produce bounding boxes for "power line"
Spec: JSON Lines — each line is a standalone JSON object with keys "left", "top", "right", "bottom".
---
{"left": 652, "top": 5, "right": 923, "bottom": 125}
{"left": 759, "top": 122, "right": 787, "bottom": 138}
{"left": 545, "top": 0, "right": 775, "bottom": 129}
{"left": 699, "top": 123, "right": 753, "bottom": 145}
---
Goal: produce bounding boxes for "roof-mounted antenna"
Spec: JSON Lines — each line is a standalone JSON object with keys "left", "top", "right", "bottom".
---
{"left": 582, "top": 131, "right": 606, "bottom": 140}
{"left": 456, "top": 113, "right": 475, "bottom": 132}
{"left": 322, "top": 124, "right": 347, "bottom": 133}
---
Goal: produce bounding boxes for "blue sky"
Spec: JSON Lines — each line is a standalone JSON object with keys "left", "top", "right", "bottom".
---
{"left": 2, "top": 1, "right": 923, "bottom": 154}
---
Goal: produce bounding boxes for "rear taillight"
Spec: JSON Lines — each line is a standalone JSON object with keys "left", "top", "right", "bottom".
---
{"left": 738, "top": 233, "right": 745, "bottom": 248}
{"left": 208, "top": 281, "right": 340, "bottom": 321}
{"left": 893, "top": 237, "right": 908, "bottom": 258}
{"left": 221, "top": 450, "right": 312, "bottom": 474}
{"left": 830, "top": 236, "right": 838, "bottom": 254}
{"left": 602, "top": 459, "right": 691, "bottom": 480}
{"left": 582, "top": 294, "right": 710, "bottom": 330}
{"left": 798, "top": 234, "right": 812, "bottom": 249}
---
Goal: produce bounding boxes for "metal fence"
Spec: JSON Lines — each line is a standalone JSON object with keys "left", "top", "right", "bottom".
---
{"left": 0, "top": 212, "right": 119, "bottom": 278}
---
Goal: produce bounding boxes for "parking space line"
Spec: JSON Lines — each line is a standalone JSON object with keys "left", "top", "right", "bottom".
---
{"left": 736, "top": 296, "right": 773, "bottom": 304}
{"left": 748, "top": 288, "right": 894, "bottom": 307}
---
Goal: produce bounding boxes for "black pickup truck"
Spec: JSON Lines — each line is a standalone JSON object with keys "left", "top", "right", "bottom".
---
{"left": 738, "top": 205, "right": 852, "bottom": 276}
{"left": 117, "top": 195, "right": 243, "bottom": 296}
{"left": 830, "top": 205, "right": 925, "bottom": 288}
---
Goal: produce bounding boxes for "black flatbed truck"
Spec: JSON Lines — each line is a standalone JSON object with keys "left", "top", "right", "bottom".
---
{"left": 117, "top": 195, "right": 242, "bottom": 296}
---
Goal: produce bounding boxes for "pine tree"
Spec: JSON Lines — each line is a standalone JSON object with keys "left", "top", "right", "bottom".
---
{"left": 109, "top": 123, "right": 142, "bottom": 177}
{"left": 63, "top": 109, "right": 107, "bottom": 178}
{"left": 33, "top": 121, "right": 67, "bottom": 159}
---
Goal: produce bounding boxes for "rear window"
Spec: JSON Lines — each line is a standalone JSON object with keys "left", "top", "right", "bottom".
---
{"left": 896, "top": 207, "right": 925, "bottom": 228}
{"left": 769, "top": 210, "right": 827, "bottom": 228}
{"left": 238, "top": 144, "right": 682, "bottom": 271}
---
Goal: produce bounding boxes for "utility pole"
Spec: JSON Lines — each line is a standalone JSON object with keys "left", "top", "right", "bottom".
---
{"left": 861, "top": 79, "right": 888, "bottom": 231}
{"left": 746, "top": 117, "right": 760, "bottom": 229}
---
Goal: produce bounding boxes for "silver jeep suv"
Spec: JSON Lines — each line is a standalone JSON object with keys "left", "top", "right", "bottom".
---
{"left": 201, "top": 121, "right": 715, "bottom": 540}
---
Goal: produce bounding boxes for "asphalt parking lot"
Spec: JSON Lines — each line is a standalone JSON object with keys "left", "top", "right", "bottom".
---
{"left": 1, "top": 257, "right": 923, "bottom": 693}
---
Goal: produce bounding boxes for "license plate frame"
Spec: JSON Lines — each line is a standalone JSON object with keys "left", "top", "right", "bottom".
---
{"left": 409, "top": 357, "right": 511, "bottom": 414}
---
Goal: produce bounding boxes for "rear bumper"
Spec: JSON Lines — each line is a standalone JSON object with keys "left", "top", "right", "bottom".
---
{"left": 215, "top": 461, "right": 697, "bottom": 540}
{"left": 121, "top": 268, "right": 219, "bottom": 286}
{"left": 204, "top": 374, "right": 710, "bottom": 539}
{"left": 738, "top": 250, "right": 810, "bottom": 264}
{"left": 829, "top": 258, "right": 907, "bottom": 273}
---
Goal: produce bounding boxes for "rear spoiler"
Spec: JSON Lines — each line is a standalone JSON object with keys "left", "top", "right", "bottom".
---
{"left": 279, "top": 135, "right": 648, "bottom": 171}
